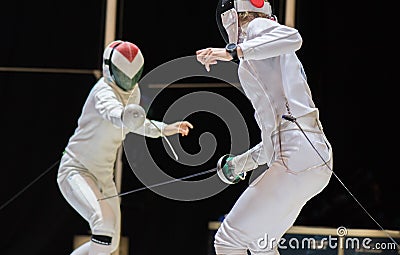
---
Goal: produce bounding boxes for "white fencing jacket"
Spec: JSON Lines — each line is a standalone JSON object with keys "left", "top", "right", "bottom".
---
{"left": 234, "top": 18, "right": 319, "bottom": 168}
{"left": 64, "top": 78, "right": 166, "bottom": 181}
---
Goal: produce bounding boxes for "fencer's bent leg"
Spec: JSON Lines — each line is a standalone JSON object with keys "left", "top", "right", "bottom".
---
{"left": 214, "top": 130, "right": 332, "bottom": 255}
{"left": 101, "top": 182, "right": 121, "bottom": 253}
{"left": 214, "top": 163, "right": 303, "bottom": 255}
{"left": 57, "top": 154, "right": 121, "bottom": 255}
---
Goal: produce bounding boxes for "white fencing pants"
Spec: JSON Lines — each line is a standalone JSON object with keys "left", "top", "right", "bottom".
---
{"left": 214, "top": 127, "right": 333, "bottom": 255}
{"left": 57, "top": 153, "right": 121, "bottom": 255}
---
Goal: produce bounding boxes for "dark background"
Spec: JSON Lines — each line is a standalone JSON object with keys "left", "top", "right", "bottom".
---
{"left": 1, "top": 0, "right": 398, "bottom": 255}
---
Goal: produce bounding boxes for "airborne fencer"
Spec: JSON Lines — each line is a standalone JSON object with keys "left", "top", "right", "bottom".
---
{"left": 197, "top": 0, "right": 333, "bottom": 254}
{"left": 57, "top": 40, "right": 193, "bottom": 255}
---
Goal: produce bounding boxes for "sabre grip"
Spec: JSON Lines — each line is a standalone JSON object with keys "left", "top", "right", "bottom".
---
{"left": 217, "top": 154, "right": 246, "bottom": 185}
{"left": 122, "top": 104, "right": 146, "bottom": 131}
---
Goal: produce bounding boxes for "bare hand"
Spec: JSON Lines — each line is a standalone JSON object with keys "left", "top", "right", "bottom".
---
{"left": 162, "top": 121, "right": 194, "bottom": 137}
{"left": 196, "top": 48, "right": 232, "bottom": 72}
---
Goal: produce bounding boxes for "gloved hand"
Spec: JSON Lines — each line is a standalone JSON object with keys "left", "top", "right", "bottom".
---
{"left": 217, "top": 154, "right": 247, "bottom": 184}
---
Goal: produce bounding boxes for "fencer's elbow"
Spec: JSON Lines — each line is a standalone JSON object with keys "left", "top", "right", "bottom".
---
{"left": 293, "top": 32, "right": 303, "bottom": 51}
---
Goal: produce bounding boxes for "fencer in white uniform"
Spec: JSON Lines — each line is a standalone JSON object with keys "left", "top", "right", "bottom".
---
{"left": 197, "top": 1, "right": 333, "bottom": 254}
{"left": 57, "top": 40, "right": 193, "bottom": 255}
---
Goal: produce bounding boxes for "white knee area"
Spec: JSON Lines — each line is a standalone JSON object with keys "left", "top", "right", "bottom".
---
{"left": 90, "top": 203, "right": 118, "bottom": 249}
{"left": 91, "top": 212, "right": 120, "bottom": 253}
{"left": 91, "top": 214, "right": 115, "bottom": 236}
{"left": 214, "top": 224, "right": 248, "bottom": 255}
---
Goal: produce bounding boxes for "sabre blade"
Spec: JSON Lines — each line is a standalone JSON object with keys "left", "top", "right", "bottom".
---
{"left": 98, "top": 167, "right": 218, "bottom": 201}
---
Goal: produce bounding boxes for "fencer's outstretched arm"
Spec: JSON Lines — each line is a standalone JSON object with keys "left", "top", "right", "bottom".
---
{"left": 94, "top": 83, "right": 192, "bottom": 138}
{"left": 131, "top": 119, "right": 167, "bottom": 138}
{"left": 132, "top": 119, "right": 193, "bottom": 138}
{"left": 238, "top": 18, "right": 302, "bottom": 60}
{"left": 234, "top": 112, "right": 269, "bottom": 171}
{"left": 217, "top": 142, "right": 268, "bottom": 185}
{"left": 94, "top": 84, "right": 166, "bottom": 138}
{"left": 126, "top": 85, "right": 193, "bottom": 138}
{"left": 231, "top": 142, "right": 268, "bottom": 173}
{"left": 94, "top": 85, "right": 132, "bottom": 129}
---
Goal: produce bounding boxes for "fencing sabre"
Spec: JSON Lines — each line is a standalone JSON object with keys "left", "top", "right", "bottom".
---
{"left": 0, "top": 117, "right": 179, "bottom": 211}
{"left": 149, "top": 119, "right": 179, "bottom": 161}
{"left": 98, "top": 167, "right": 218, "bottom": 201}
{"left": 122, "top": 103, "right": 179, "bottom": 161}
{"left": 282, "top": 114, "right": 400, "bottom": 248}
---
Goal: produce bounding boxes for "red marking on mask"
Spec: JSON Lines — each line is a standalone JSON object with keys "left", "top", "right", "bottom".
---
{"left": 250, "top": 0, "right": 265, "bottom": 8}
{"left": 116, "top": 42, "right": 140, "bottom": 62}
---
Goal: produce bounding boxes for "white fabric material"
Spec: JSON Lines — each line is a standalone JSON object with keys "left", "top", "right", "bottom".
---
{"left": 103, "top": 41, "right": 121, "bottom": 85}
{"left": 222, "top": 0, "right": 273, "bottom": 44}
{"left": 237, "top": 17, "right": 314, "bottom": 166}
{"left": 221, "top": 8, "right": 239, "bottom": 43}
{"left": 238, "top": 21, "right": 249, "bottom": 43}
{"left": 230, "top": 149, "right": 258, "bottom": 174}
{"left": 230, "top": 141, "right": 267, "bottom": 175}
{"left": 58, "top": 76, "right": 166, "bottom": 255}
{"left": 215, "top": 129, "right": 332, "bottom": 254}
{"left": 57, "top": 153, "right": 120, "bottom": 254}
{"left": 61, "top": 78, "right": 166, "bottom": 180}
{"left": 108, "top": 80, "right": 133, "bottom": 105}
{"left": 58, "top": 40, "right": 166, "bottom": 255}
{"left": 239, "top": 18, "right": 301, "bottom": 60}
{"left": 214, "top": 18, "right": 333, "bottom": 255}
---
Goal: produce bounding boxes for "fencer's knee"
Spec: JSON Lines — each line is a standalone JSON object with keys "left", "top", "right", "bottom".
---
{"left": 92, "top": 218, "right": 115, "bottom": 237}
{"left": 91, "top": 218, "right": 119, "bottom": 251}
{"left": 91, "top": 206, "right": 116, "bottom": 236}
{"left": 90, "top": 201, "right": 121, "bottom": 252}
{"left": 214, "top": 228, "right": 248, "bottom": 255}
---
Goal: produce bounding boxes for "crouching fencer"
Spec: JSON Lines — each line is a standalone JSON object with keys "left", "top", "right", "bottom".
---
{"left": 197, "top": 0, "right": 333, "bottom": 254}
{"left": 57, "top": 40, "right": 193, "bottom": 255}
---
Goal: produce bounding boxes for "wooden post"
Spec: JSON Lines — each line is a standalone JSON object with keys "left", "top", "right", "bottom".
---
{"left": 104, "top": 1, "right": 126, "bottom": 255}
{"left": 285, "top": 0, "right": 296, "bottom": 27}
{"left": 104, "top": 0, "right": 118, "bottom": 48}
